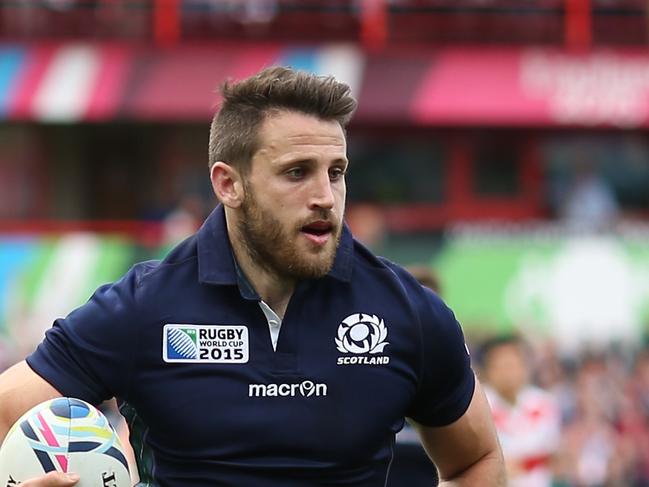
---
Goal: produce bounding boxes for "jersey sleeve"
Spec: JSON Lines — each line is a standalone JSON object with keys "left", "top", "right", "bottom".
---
{"left": 407, "top": 287, "right": 475, "bottom": 427}
{"left": 25, "top": 266, "right": 142, "bottom": 406}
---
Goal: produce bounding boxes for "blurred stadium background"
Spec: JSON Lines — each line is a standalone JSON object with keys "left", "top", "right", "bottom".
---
{"left": 2, "top": 0, "right": 649, "bottom": 485}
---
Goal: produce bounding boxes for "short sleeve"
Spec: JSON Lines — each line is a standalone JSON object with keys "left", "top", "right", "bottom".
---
{"left": 406, "top": 287, "right": 475, "bottom": 427}
{"left": 26, "top": 266, "right": 141, "bottom": 406}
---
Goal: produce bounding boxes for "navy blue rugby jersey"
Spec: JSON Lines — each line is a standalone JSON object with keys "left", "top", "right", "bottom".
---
{"left": 27, "top": 205, "right": 475, "bottom": 487}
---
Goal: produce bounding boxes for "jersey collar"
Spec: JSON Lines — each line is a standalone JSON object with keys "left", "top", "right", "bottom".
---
{"left": 197, "top": 205, "right": 353, "bottom": 287}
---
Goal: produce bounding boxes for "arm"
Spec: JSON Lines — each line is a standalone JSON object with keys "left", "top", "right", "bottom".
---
{"left": 0, "top": 363, "right": 82, "bottom": 486}
{"left": 0, "top": 361, "right": 62, "bottom": 441}
{"left": 411, "top": 378, "right": 506, "bottom": 487}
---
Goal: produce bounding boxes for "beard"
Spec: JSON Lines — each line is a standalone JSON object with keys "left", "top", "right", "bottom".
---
{"left": 237, "top": 184, "right": 341, "bottom": 281}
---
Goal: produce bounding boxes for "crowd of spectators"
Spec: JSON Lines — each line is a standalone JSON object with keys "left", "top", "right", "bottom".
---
{"left": 1, "top": 0, "right": 647, "bottom": 44}
{"left": 478, "top": 333, "right": 649, "bottom": 487}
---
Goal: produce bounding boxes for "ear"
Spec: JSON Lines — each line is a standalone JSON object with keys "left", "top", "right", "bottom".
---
{"left": 210, "top": 162, "right": 245, "bottom": 208}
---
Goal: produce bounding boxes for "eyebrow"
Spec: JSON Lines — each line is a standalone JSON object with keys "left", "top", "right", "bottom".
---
{"left": 277, "top": 156, "right": 349, "bottom": 167}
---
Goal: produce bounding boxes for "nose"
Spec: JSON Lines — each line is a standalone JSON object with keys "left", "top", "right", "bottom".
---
{"left": 308, "top": 170, "right": 335, "bottom": 211}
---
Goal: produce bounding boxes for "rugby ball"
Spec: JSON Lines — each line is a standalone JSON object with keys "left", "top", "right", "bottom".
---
{"left": 0, "top": 398, "right": 131, "bottom": 486}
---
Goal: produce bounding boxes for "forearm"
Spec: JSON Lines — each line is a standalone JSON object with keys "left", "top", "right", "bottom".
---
{"left": 0, "top": 361, "right": 61, "bottom": 440}
{"left": 438, "top": 449, "right": 507, "bottom": 487}
{"left": 416, "top": 380, "right": 506, "bottom": 486}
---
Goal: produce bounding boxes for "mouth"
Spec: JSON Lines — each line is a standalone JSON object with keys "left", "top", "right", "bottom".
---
{"left": 300, "top": 220, "right": 334, "bottom": 246}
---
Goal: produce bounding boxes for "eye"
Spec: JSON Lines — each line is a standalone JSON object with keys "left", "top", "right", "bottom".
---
{"left": 329, "top": 167, "right": 346, "bottom": 181}
{"left": 286, "top": 167, "right": 305, "bottom": 179}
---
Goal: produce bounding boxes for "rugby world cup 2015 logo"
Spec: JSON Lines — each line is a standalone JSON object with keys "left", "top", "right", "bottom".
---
{"left": 165, "top": 327, "right": 198, "bottom": 360}
{"left": 163, "top": 324, "right": 249, "bottom": 363}
{"left": 336, "top": 313, "right": 390, "bottom": 365}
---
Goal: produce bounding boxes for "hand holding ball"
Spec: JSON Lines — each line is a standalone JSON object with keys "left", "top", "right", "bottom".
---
{"left": 0, "top": 398, "right": 131, "bottom": 486}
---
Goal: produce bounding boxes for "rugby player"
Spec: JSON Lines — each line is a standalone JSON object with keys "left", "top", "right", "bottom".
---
{"left": 0, "top": 67, "right": 505, "bottom": 486}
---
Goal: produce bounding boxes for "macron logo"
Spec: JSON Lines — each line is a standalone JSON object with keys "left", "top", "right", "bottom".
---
{"left": 248, "top": 380, "right": 327, "bottom": 398}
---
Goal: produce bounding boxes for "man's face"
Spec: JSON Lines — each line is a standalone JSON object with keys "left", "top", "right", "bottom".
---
{"left": 237, "top": 110, "right": 348, "bottom": 280}
{"left": 484, "top": 343, "right": 529, "bottom": 399}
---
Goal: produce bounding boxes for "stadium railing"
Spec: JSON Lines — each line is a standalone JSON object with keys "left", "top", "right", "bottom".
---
{"left": 0, "top": 0, "right": 647, "bottom": 48}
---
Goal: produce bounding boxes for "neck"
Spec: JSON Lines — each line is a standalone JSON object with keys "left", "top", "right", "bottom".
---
{"left": 497, "top": 388, "right": 520, "bottom": 406}
{"left": 226, "top": 214, "right": 295, "bottom": 318}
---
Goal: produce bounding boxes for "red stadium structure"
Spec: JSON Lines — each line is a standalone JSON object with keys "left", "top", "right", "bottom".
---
{"left": 1, "top": 1, "right": 648, "bottom": 234}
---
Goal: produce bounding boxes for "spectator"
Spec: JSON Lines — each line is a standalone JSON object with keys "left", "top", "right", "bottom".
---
{"left": 406, "top": 264, "right": 442, "bottom": 294}
{"left": 553, "top": 357, "right": 633, "bottom": 487}
{"left": 480, "top": 334, "right": 561, "bottom": 487}
{"left": 558, "top": 159, "right": 619, "bottom": 232}
{"left": 162, "top": 194, "right": 206, "bottom": 245}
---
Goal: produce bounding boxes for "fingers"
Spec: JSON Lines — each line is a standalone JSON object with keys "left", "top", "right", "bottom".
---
{"left": 21, "top": 472, "right": 80, "bottom": 486}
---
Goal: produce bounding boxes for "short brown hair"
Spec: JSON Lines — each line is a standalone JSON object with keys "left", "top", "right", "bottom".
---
{"left": 208, "top": 66, "right": 357, "bottom": 172}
